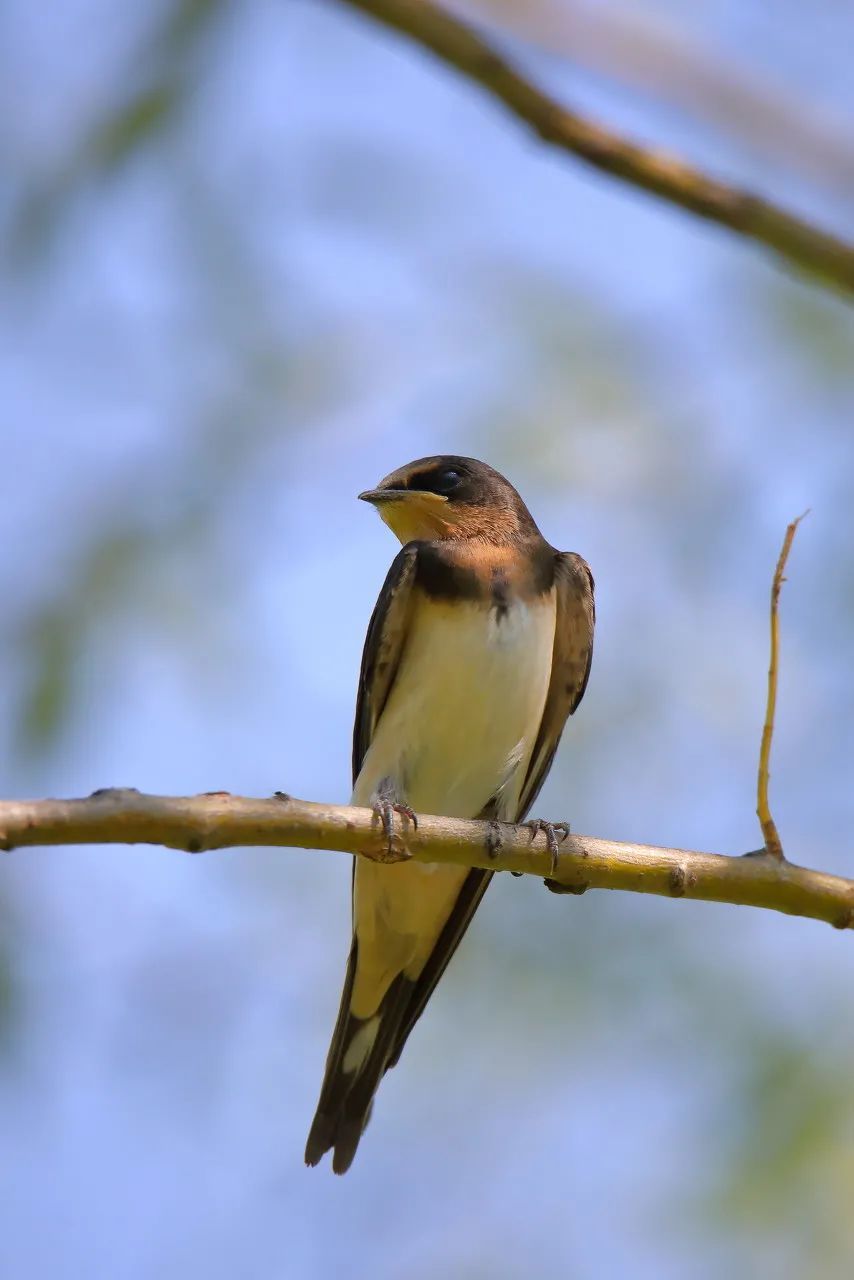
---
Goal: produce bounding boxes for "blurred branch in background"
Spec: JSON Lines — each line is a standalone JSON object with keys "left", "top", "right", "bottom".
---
{"left": 454, "top": 0, "right": 854, "bottom": 192}
{"left": 336, "top": 0, "right": 854, "bottom": 296}
{"left": 7, "top": 0, "right": 225, "bottom": 257}
{"left": 1, "top": 790, "right": 852, "bottom": 931}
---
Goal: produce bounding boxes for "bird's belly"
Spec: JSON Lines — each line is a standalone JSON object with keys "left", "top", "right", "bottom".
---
{"left": 349, "top": 593, "right": 556, "bottom": 1015}
{"left": 353, "top": 595, "right": 555, "bottom": 821}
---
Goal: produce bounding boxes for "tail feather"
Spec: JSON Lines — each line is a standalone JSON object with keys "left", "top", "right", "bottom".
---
{"left": 385, "top": 868, "right": 491, "bottom": 1070}
{"left": 306, "top": 866, "right": 495, "bottom": 1172}
{"left": 305, "top": 952, "right": 414, "bottom": 1173}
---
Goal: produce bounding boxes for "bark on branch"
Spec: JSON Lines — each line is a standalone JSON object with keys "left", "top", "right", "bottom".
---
{"left": 1, "top": 789, "right": 852, "bottom": 932}
{"left": 335, "top": 0, "right": 854, "bottom": 297}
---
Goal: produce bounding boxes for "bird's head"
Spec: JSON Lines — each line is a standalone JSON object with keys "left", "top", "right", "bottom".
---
{"left": 358, "top": 455, "right": 538, "bottom": 545}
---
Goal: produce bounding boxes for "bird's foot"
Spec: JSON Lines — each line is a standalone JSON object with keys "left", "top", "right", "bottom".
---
{"left": 369, "top": 798, "right": 417, "bottom": 864}
{"left": 523, "top": 819, "right": 571, "bottom": 876}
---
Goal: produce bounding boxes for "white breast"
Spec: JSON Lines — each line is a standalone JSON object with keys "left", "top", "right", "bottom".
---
{"left": 353, "top": 593, "right": 556, "bottom": 821}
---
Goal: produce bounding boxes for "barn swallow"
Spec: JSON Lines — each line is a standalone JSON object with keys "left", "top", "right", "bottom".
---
{"left": 305, "top": 455, "right": 594, "bottom": 1173}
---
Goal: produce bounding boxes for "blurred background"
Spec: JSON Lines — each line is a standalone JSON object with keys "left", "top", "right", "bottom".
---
{"left": 2, "top": 1, "right": 854, "bottom": 1276}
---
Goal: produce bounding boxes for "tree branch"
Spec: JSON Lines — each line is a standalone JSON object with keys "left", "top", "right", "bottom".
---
{"left": 335, "top": 0, "right": 854, "bottom": 297}
{"left": 756, "top": 513, "right": 808, "bottom": 859}
{"left": 1, "top": 789, "right": 852, "bottom": 931}
{"left": 454, "top": 0, "right": 854, "bottom": 192}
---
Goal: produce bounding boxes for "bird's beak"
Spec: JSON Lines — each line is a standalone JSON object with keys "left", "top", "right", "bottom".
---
{"left": 358, "top": 488, "right": 448, "bottom": 506}
{"left": 358, "top": 488, "right": 408, "bottom": 505}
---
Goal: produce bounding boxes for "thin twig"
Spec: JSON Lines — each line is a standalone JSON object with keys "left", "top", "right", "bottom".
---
{"left": 757, "top": 513, "right": 809, "bottom": 859}
{"left": 0, "top": 789, "right": 852, "bottom": 931}
{"left": 335, "top": 0, "right": 854, "bottom": 297}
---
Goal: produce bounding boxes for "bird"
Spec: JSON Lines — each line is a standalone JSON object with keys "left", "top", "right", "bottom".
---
{"left": 305, "top": 455, "right": 594, "bottom": 1173}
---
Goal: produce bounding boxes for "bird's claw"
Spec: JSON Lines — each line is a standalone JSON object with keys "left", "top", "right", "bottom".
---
{"left": 370, "top": 799, "right": 417, "bottom": 863}
{"left": 524, "top": 819, "right": 571, "bottom": 876}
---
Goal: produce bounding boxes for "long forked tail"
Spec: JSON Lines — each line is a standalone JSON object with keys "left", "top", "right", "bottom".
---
{"left": 305, "top": 940, "right": 413, "bottom": 1174}
{"left": 306, "top": 867, "right": 493, "bottom": 1173}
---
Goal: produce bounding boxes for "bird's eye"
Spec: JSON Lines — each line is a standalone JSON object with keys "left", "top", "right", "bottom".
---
{"left": 433, "top": 468, "right": 461, "bottom": 494}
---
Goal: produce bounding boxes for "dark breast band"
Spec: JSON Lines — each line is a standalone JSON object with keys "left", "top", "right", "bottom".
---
{"left": 415, "top": 538, "right": 556, "bottom": 607}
